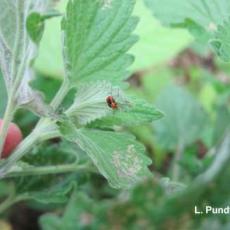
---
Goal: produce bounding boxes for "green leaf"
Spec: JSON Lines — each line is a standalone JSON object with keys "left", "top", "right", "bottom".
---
{"left": 26, "top": 13, "right": 46, "bottom": 44}
{"left": 62, "top": 0, "right": 138, "bottom": 86}
{"left": 26, "top": 10, "right": 61, "bottom": 44}
{"left": 144, "top": 0, "right": 230, "bottom": 61}
{"left": 35, "top": 0, "right": 192, "bottom": 78}
{"left": 65, "top": 81, "right": 115, "bottom": 125}
{"left": 0, "top": 0, "right": 54, "bottom": 116}
{"left": 59, "top": 123, "right": 152, "bottom": 189}
{"left": 153, "top": 84, "right": 207, "bottom": 150}
{"left": 39, "top": 192, "right": 95, "bottom": 230}
{"left": 64, "top": 80, "right": 163, "bottom": 127}
{"left": 89, "top": 97, "right": 163, "bottom": 129}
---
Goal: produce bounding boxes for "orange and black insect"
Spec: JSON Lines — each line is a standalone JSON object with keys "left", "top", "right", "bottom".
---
{"left": 106, "top": 96, "right": 118, "bottom": 110}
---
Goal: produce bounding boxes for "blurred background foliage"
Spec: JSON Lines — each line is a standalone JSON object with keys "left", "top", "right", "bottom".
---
{"left": 0, "top": 0, "right": 230, "bottom": 229}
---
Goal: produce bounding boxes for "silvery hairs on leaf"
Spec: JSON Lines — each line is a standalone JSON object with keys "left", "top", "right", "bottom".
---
{"left": 0, "top": 0, "right": 54, "bottom": 117}
{"left": 65, "top": 81, "right": 128, "bottom": 125}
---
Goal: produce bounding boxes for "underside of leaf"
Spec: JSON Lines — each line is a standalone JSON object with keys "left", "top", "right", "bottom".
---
{"left": 0, "top": 0, "right": 55, "bottom": 116}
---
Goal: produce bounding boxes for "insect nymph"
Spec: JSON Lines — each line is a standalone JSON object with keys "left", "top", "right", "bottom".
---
{"left": 106, "top": 96, "right": 118, "bottom": 110}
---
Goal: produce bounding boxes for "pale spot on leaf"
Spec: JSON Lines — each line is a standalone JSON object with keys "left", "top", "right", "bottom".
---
{"left": 112, "top": 145, "right": 143, "bottom": 180}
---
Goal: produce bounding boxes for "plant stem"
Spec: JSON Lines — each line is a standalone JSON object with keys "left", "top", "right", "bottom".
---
{"left": 0, "top": 196, "right": 16, "bottom": 214}
{"left": 36, "top": 78, "right": 70, "bottom": 128}
{"left": 51, "top": 78, "right": 70, "bottom": 110}
{"left": 0, "top": 97, "right": 16, "bottom": 158}
{"left": 172, "top": 141, "right": 184, "bottom": 181}
{"left": 0, "top": 192, "right": 31, "bottom": 214}
{"left": 0, "top": 183, "right": 16, "bottom": 214}
{"left": 5, "top": 162, "right": 92, "bottom": 178}
{"left": 195, "top": 131, "right": 230, "bottom": 185}
{"left": 0, "top": 121, "right": 59, "bottom": 178}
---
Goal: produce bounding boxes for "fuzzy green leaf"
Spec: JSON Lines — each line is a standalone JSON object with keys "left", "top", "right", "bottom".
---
{"left": 62, "top": 0, "right": 138, "bottom": 86}
{"left": 59, "top": 123, "right": 152, "bottom": 189}
{"left": 35, "top": 0, "right": 192, "bottom": 78}
{"left": 65, "top": 81, "right": 163, "bottom": 127}
{"left": 65, "top": 81, "right": 115, "bottom": 125}
{"left": 88, "top": 97, "right": 163, "bottom": 129}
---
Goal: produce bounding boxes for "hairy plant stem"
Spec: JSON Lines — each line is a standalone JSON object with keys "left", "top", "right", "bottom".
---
{"left": 0, "top": 193, "right": 35, "bottom": 214}
{"left": 0, "top": 97, "right": 16, "bottom": 158}
{"left": 0, "top": 183, "right": 16, "bottom": 214}
{"left": 172, "top": 141, "right": 184, "bottom": 181}
{"left": 195, "top": 131, "right": 230, "bottom": 185}
{"left": 0, "top": 192, "right": 37, "bottom": 214}
{"left": 0, "top": 121, "right": 59, "bottom": 178}
{"left": 51, "top": 78, "right": 70, "bottom": 109}
{"left": 0, "top": 195, "right": 16, "bottom": 214}
{"left": 5, "top": 162, "right": 91, "bottom": 178}
{"left": 35, "top": 78, "right": 70, "bottom": 128}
